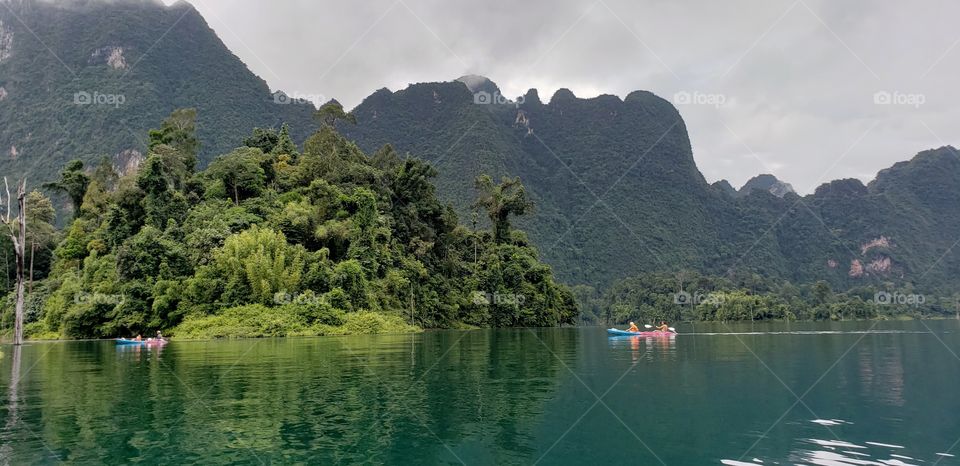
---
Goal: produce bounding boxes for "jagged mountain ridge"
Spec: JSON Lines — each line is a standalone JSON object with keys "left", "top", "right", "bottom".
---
{"left": 342, "top": 77, "right": 960, "bottom": 291}
{"left": 738, "top": 174, "right": 795, "bottom": 198}
{"left": 342, "top": 78, "right": 737, "bottom": 286}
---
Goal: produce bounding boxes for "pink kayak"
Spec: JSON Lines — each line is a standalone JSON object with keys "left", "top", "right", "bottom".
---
{"left": 607, "top": 328, "right": 676, "bottom": 337}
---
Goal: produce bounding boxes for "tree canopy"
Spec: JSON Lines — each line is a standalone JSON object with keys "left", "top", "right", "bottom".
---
{"left": 2, "top": 109, "right": 577, "bottom": 339}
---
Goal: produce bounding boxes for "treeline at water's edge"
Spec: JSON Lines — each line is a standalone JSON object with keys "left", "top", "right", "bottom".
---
{"left": 576, "top": 272, "right": 959, "bottom": 326}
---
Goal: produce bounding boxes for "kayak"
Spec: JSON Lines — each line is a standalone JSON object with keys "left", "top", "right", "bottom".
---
{"left": 607, "top": 328, "right": 676, "bottom": 337}
{"left": 116, "top": 338, "right": 168, "bottom": 346}
{"left": 116, "top": 338, "right": 145, "bottom": 345}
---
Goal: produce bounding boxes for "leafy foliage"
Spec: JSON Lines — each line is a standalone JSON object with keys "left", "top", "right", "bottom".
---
{"left": 2, "top": 111, "right": 577, "bottom": 339}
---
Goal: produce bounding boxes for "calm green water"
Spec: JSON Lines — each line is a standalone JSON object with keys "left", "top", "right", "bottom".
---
{"left": 2, "top": 321, "right": 959, "bottom": 465}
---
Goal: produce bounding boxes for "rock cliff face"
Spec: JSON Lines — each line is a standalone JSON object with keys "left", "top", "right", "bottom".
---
{"left": 114, "top": 149, "right": 143, "bottom": 176}
{"left": 0, "top": 19, "right": 13, "bottom": 62}
{"left": 738, "top": 174, "right": 795, "bottom": 198}
{"left": 89, "top": 45, "right": 127, "bottom": 69}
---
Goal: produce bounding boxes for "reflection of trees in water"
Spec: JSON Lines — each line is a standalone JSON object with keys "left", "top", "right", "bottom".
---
{"left": 312, "top": 329, "right": 575, "bottom": 464}
{"left": 21, "top": 331, "right": 574, "bottom": 463}
{"left": 406, "top": 329, "right": 574, "bottom": 463}
{"left": 1, "top": 345, "right": 22, "bottom": 462}
{"left": 856, "top": 340, "right": 905, "bottom": 407}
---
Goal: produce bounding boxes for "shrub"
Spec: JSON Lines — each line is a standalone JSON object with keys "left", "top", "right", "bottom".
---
{"left": 171, "top": 304, "right": 417, "bottom": 339}
{"left": 341, "top": 311, "right": 419, "bottom": 335}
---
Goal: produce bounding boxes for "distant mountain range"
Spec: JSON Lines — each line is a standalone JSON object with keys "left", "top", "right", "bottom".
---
{"left": 1, "top": 0, "right": 958, "bottom": 293}
{"left": 341, "top": 75, "right": 960, "bottom": 293}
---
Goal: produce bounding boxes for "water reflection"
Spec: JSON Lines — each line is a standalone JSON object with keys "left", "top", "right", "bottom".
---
{"left": 0, "top": 345, "right": 21, "bottom": 462}
{"left": 857, "top": 344, "right": 906, "bottom": 407}
{"left": 0, "top": 330, "right": 577, "bottom": 464}
{"left": 2, "top": 323, "right": 959, "bottom": 464}
{"left": 115, "top": 341, "right": 166, "bottom": 358}
{"left": 607, "top": 335, "right": 677, "bottom": 362}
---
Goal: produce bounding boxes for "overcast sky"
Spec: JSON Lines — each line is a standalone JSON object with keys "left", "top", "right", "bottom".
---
{"left": 170, "top": 0, "right": 960, "bottom": 193}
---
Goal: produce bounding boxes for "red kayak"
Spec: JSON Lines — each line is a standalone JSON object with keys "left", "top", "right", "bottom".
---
{"left": 607, "top": 328, "right": 676, "bottom": 337}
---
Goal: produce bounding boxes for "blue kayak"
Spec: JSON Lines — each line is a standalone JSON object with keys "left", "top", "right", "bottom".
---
{"left": 607, "top": 328, "right": 676, "bottom": 337}
{"left": 115, "top": 338, "right": 146, "bottom": 345}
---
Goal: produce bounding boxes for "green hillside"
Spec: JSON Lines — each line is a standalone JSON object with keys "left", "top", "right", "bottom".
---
{"left": 0, "top": 0, "right": 314, "bottom": 182}
{"left": 342, "top": 77, "right": 733, "bottom": 286}
{"left": 341, "top": 77, "right": 960, "bottom": 295}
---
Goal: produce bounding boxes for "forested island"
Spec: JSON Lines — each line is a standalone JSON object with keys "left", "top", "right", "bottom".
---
{"left": 0, "top": 105, "right": 577, "bottom": 340}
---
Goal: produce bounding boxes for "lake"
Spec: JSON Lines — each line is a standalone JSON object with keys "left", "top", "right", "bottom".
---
{"left": 2, "top": 321, "right": 959, "bottom": 464}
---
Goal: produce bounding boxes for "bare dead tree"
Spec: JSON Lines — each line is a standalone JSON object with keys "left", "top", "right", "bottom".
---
{"left": 1, "top": 177, "right": 27, "bottom": 345}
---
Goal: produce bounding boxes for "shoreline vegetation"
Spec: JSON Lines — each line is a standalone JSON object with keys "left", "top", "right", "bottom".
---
{"left": 0, "top": 104, "right": 577, "bottom": 341}
{"left": 577, "top": 271, "right": 959, "bottom": 326}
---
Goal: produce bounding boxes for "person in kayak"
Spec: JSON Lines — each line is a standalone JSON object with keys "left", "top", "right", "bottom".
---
{"left": 627, "top": 322, "right": 640, "bottom": 332}
{"left": 656, "top": 322, "right": 670, "bottom": 332}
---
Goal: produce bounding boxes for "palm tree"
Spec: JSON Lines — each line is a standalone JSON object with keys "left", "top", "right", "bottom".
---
{"left": 472, "top": 175, "right": 533, "bottom": 243}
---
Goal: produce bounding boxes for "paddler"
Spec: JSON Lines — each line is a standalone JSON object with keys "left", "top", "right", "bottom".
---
{"left": 627, "top": 322, "right": 640, "bottom": 332}
{"left": 656, "top": 321, "right": 670, "bottom": 332}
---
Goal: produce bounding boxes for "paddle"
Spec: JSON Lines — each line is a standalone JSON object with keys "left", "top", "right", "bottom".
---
{"left": 646, "top": 324, "right": 678, "bottom": 333}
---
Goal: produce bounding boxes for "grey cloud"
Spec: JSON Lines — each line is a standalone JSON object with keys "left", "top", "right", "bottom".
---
{"left": 178, "top": 0, "right": 960, "bottom": 193}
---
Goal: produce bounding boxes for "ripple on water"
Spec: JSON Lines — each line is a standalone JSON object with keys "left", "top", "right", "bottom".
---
{"left": 866, "top": 441, "right": 905, "bottom": 449}
{"left": 723, "top": 437, "right": 949, "bottom": 465}
{"left": 811, "top": 419, "right": 854, "bottom": 426}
